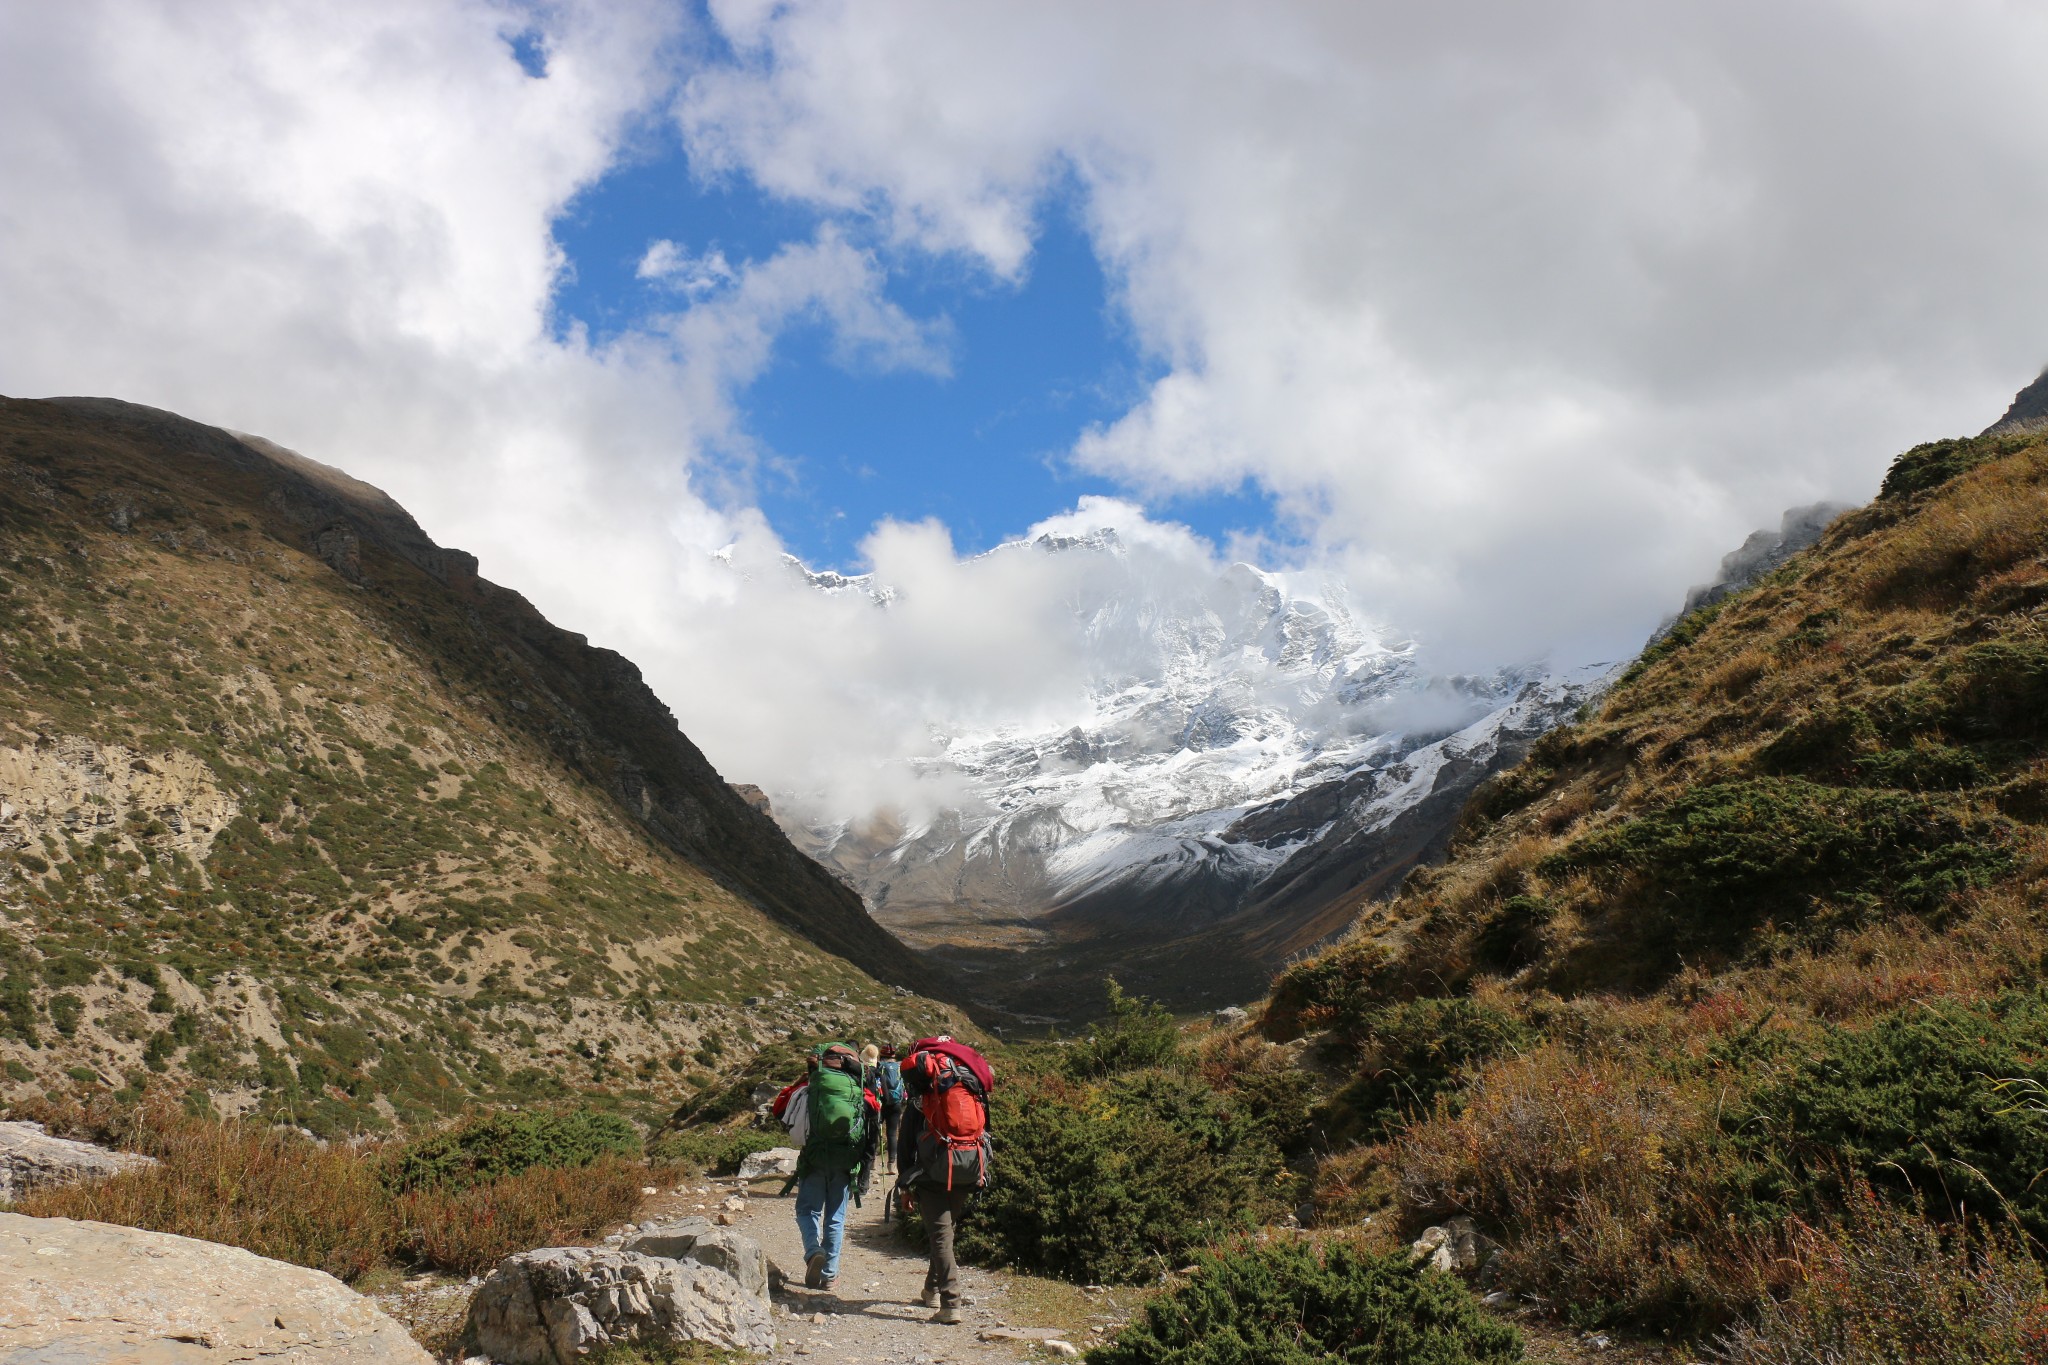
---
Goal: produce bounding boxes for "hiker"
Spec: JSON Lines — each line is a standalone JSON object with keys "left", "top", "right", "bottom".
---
{"left": 794, "top": 1041, "right": 881, "bottom": 1291}
{"left": 895, "top": 1033, "right": 994, "bottom": 1325}
{"left": 770, "top": 1075, "right": 808, "bottom": 1198}
{"left": 873, "top": 1042, "right": 907, "bottom": 1174}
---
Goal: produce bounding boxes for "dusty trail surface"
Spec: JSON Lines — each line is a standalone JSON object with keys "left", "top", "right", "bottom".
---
{"left": 706, "top": 1172, "right": 1118, "bottom": 1364}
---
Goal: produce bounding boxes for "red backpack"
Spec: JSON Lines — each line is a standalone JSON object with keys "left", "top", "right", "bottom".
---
{"left": 907, "top": 1037, "right": 993, "bottom": 1191}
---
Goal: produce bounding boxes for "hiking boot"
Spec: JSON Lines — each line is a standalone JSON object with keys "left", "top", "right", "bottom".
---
{"left": 804, "top": 1252, "right": 827, "bottom": 1288}
{"left": 819, "top": 1275, "right": 837, "bottom": 1294}
{"left": 933, "top": 1304, "right": 963, "bottom": 1325}
{"left": 918, "top": 1290, "right": 940, "bottom": 1309}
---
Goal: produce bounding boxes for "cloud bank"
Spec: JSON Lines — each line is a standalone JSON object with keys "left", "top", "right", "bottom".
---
{"left": 3, "top": 0, "right": 2046, "bottom": 812}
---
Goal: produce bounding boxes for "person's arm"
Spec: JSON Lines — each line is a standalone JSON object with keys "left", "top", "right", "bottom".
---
{"left": 896, "top": 1100, "right": 922, "bottom": 1181}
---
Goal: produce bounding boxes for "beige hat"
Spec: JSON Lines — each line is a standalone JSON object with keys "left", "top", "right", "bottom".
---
{"left": 860, "top": 1043, "right": 880, "bottom": 1065}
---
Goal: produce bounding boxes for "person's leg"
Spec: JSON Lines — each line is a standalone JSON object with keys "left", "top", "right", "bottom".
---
{"left": 883, "top": 1107, "right": 902, "bottom": 1172}
{"left": 794, "top": 1172, "right": 827, "bottom": 1284}
{"left": 916, "top": 1187, "right": 939, "bottom": 1305}
{"left": 819, "top": 1171, "right": 852, "bottom": 1284}
{"left": 925, "top": 1186, "right": 972, "bottom": 1318}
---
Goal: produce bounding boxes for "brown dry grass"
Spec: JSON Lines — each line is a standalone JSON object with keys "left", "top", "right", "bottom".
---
{"left": 1711, "top": 1183, "right": 2048, "bottom": 1365}
{"left": 1853, "top": 443, "right": 2048, "bottom": 608}
{"left": 16, "top": 1106, "right": 650, "bottom": 1282}
{"left": 1264, "top": 426, "right": 2048, "bottom": 1344}
{"left": 1391, "top": 1046, "right": 1778, "bottom": 1328}
{"left": 395, "top": 1154, "right": 646, "bottom": 1276}
{"left": 18, "top": 1114, "right": 395, "bottom": 1281}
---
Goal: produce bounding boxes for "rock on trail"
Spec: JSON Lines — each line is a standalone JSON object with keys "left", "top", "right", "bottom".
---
{"left": 461, "top": 1245, "right": 776, "bottom": 1362}
{"left": 0, "top": 1120, "right": 157, "bottom": 1202}
{"left": 0, "top": 1211, "right": 433, "bottom": 1363}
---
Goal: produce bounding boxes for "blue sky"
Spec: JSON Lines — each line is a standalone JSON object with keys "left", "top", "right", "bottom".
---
{"left": 547, "top": 126, "right": 1278, "bottom": 571}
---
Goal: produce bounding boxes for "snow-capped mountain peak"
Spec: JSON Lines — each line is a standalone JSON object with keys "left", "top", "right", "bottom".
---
{"left": 761, "top": 533, "right": 1605, "bottom": 1013}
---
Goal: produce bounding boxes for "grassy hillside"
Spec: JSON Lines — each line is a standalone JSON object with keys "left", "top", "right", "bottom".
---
{"left": 0, "top": 395, "right": 964, "bottom": 1133}
{"left": 1214, "top": 424, "right": 2048, "bottom": 1342}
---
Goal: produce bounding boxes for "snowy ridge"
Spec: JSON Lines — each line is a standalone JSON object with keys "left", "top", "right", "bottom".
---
{"left": 770, "top": 528, "right": 1607, "bottom": 964}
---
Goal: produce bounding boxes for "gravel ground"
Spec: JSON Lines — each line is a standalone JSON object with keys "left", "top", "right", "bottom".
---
{"left": 714, "top": 1174, "right": 1098, "bottom": 1364}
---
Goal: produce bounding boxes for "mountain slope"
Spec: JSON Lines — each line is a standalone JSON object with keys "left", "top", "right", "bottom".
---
{"left": 1344, "top": 422, "right": 2048, "bottom": 998}
{"left": 1242, "top": 403, "right": 2048, "bottom": 1334}
{"left": 780, "top": 538, "right": 1601, "bottom": 1017}
{"left": 0, "top": 395, "right": 959, "bottom": 1131}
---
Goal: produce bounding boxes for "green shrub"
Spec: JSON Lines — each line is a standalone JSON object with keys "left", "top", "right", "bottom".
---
{"left": 1317, "top": 998, "right": 1532, "bottom": 1146}
{"left": 1063, "top": 979, "right": 1180, "bottom": 1078}
{"left": 0, "top": 975, "right": 39, "bottom": 1047}
{"left": 1853, "top": 741, "right": 1985, "bottom": 792}
{"left": 46, "top": 994, "right": 83, "bottom": 1035}
{"left": 1941, "top": 642, "right": 2048, "bottom": 741}
{"left": 1212, "top": 1059, "right": 1325, "bottom": 1155}
{"left": 1731, "top": 988, "right": 2048, "bottom": 1240}
{"left": 959, "top": 1067, "right": 1281, "bottom": 1284}
{"left": 1545, "top": 777, "right": 2015, "bottom": 917}
{"left": 1091, "top": 1238, "right": 1522, "bottom": 1365}
{"left": 1463, "top": 765, "right": 1557, "bottom": 830}
{"left": 647, "top": 1123, "right": 780, "bottom": 1176}
{"left": 1266, "top": 940, "right": 1395, "bottom": 1041}
{"left": 1472, "top": 896, "right": 1553, "bottom": 972}
{"left": 1877, "top": 435, "right": 2018, "bottom": 501}
{"left": 386, "top": 1107, "right": 641, "bottom": 1193}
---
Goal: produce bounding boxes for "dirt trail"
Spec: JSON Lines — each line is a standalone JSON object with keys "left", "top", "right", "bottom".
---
{"left": 655, "top": 1173, "right": 1112, "bottom": 1364}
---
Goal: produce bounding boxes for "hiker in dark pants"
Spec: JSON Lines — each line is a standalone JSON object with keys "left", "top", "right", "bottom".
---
{"left": 873, "top": 1043, "right": 906, "bottom": 1174}
{"left": 896, "top": 1035, "right": 993, "bottom": 1325}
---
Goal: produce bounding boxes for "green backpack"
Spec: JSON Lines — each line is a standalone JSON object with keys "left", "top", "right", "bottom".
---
{"left": 802, "top": 1042, "right": 869, "bottom": 1175}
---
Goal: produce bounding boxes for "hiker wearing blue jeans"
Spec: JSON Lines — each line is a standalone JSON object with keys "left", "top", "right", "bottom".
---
{"left": 792, "top": 1041, "right": 880, "bottom": 1292}
{"left": 794, "top": 1167, "right": 853, "bottom": 1287}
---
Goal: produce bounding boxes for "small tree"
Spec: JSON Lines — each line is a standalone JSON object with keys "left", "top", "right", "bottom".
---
{"left": 1064, "top": 978, "right": 1180, "bottom": 1078}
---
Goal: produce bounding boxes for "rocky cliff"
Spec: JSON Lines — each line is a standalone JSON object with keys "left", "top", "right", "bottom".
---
{"left": 1984, "top": 364, "right": 2048, "bottom": 435}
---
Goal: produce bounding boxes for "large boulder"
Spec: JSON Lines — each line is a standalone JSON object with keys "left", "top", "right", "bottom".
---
{"left": 621, "top": 1217, "right": 769, "bottom": 1302}
{"left": 462, "top": 1247, "right": 774, "bottom": 1363}
{"left": 0, "top": 1120, "right": 157, "bottom": 1201}
{"left": 0, "top": 1211, "right": 433, "bottom": 1362}
{"left": 736, "top": 1146, "right": 799, "bottom": 1181}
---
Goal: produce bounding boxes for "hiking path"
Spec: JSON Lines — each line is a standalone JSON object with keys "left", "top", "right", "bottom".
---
{"left": 635, "top": 1170, "right": 1138, "bottom": 1364}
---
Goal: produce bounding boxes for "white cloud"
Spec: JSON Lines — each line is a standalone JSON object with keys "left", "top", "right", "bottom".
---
{"left": 637, "top": 239, "right": 736, "bottom": 294}
{"left": 4, "top": 0, "right": 2048, "bottom": 820}
{"left": 678, "top": 0, "right": 2048, "bottom": 666}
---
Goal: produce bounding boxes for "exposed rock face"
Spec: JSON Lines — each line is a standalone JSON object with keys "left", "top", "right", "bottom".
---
{"left": 0, "top": 737, "right": 241, "bottom": 864}
{"left": 0, "top": 1211, "right": 433, "bottom": 1363}
{"left": 621, "top": 1217, "right": 769, "bottom": 1301}
{"left": 1984, "top": 366, "right": 2048, "bottom": 436}
{"left": 461, "top": 1246, "right": 774, "bottom": 1363}
{"left": 736, "top": 1147, "right": 800, "bottom": 1182}
{"left": 1678, "top": 501, "right": 1853, "bottom": 617}
{"left": 0, "top": 1121, "right": 157, "bottom": 1201}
